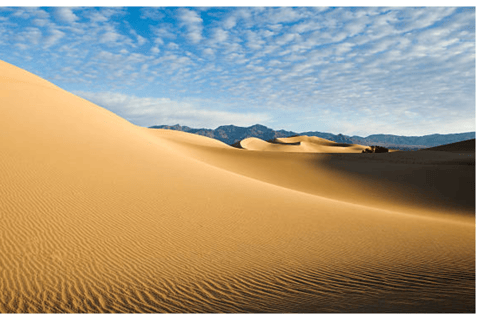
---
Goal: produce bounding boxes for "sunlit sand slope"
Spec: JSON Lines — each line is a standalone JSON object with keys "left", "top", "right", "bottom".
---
{"left": 0, "top": 60, "right": 475, "bottom": 313}
{"left": 157, "top": 130, "right": 475, "bottom": 219}
{"left": 239, "top": 135, "right": 369, "bottom": 153}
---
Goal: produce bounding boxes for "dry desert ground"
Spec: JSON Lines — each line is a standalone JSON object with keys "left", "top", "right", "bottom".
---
{"left": 0, "top": 60, "right": 475, "bottom": 313}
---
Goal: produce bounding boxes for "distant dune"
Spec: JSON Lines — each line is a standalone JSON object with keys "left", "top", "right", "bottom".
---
{"left": 423, "top": 138, "right": 475, "bottom": 153}
{"left": 0, "top": 60, "right": 475, "bottom": 313}
{"left": 238, "top": 135, "right": 369, "bottom": 153}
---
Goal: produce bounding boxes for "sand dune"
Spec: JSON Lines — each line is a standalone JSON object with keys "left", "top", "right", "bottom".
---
{"left": 424, "top": 138, "right": 475, "bottom": 153}
{"left": 156, "top": 131, "right": 474, "bottom": 220}
{"left": 0, "top": 60, "right": 475, "bottom": 313}
{"left": 239, "top": 135, "right": 369, "bottom": 153}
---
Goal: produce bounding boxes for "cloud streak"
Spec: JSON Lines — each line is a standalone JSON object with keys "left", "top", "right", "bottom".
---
{"left": 74, "top": 91, "right": 271, "bottom": 128}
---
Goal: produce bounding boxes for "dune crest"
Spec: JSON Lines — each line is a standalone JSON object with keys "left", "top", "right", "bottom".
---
{"left": 238, "top": 135, "right": 369, "bottom": 153}
{"left": 0, "top": 60, "right": 475, "bottom": 313}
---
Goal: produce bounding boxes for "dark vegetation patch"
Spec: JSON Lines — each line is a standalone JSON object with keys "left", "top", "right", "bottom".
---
{"left": 362, "top": 146, "right": 389, "bottom": 153}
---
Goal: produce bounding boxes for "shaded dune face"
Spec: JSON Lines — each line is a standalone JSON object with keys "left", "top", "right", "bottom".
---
{"left": 0, "top": 60, "right": 475, "bottom": 313}
{"left": 424, "top": 138, "right": 475, "bottom": 153}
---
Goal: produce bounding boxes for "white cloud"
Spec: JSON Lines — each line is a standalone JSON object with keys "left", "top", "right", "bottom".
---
{"left": 226, "top": 52, "right": 248, "bottom": 64}
{"left": 211, "top": 28, "right": 228, "bottom": 43}
{"left": 43, "top": 29, "right": 65, "bottom": 48}
{"left": 14, "top": 43, "right": 29, "bottom": 50}
{"left": 32, "top": 18, "right": 50, "bottom": 27}
{"left": 275, "top": 32, "right": 298, "bottom": 46}
{"left": 291, "top": 21, "right": 321, "bottom": 34}
{"left": 366, "top": 38, "right": 397, "bottom": 55}
{"left": 99, "top": 31, "right": 121, "bottom": 43}
{"left": 97, "top": 24, "right": 132, "bottom": 46}
{"left": 17, "top": 27, "right": 42, "bottom": 46}
{"left": 136, "top": 35, "right": 147, "bottom": 46}
{"left": 11, "top": 7, "right": 49, "bottom": 19}
{"left": 398, "top": 7, "right": 457, "bottom": 32}
{"left": 178, "top": 8, "right": 203, "bottom": 43}
{"left": 266, "top": 7, "right": 304, "bottom": 24}
{"left": 54, "top": 8, "right": 78, "bottom": 24}
{"left": 245, "top": 30, "right": 265, "bottom": 50}
{"left": 203, "top": 48, "right": 215, "bottom": 56}
{"left": 129, "top": 29, "right": 148, "bottom": 46}
{"left": 343, "top": 19, "right": 367, "bottom": 37}
{"left": 167, "top": 42, "right": 179, "bottom": 50}
{"left": 74, "top": 91, "right": 270, "bottom": 128}
{"left": 223, "top": 15, "right": 237, "bottom": 29}
{"left": 88, "top": 11, "right": 108, "bottom": 23}
{"left": 151, "top": 26, "right": 176, "bottom": 45}
{"left": 151, "top": 53, "right": 193, "bottom": 73}
{"left": 140, "top": 7, "right": 164, "bottom": 20}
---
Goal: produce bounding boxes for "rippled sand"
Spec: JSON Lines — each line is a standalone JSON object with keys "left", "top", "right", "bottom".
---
{"left": 0, "top": 60, "right": 475, "bottom": 313}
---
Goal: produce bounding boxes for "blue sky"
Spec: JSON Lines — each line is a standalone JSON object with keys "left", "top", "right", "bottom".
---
{"left": 0, "top": 6, "right": 475, "bottom": 136}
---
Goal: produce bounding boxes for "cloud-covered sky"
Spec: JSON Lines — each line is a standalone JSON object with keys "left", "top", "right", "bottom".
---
{"left": 0, "top": 6, "right": 475, "bottom": 136}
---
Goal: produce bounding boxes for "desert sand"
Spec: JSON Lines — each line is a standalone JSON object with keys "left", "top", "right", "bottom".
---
{"left": 238, "top": 135, "right": 369, "bottom": 153}
{"left": 0, "top": 60, "right": 475, "bottom": 313}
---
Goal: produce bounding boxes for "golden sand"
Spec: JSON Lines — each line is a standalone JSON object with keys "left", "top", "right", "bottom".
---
{"left": 0, "top": 60, "right": 475, "bottom": 312}
{"left": 239, "top": 135, "right": 369, "bottom": 153}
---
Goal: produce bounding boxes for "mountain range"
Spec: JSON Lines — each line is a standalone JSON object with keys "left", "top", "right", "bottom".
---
{"left": 150, "top": 124, "right": 475, "bottom": 151}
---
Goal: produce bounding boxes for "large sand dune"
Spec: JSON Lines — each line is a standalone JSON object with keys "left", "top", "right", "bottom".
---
{"left": 0, "top": 60, "right": 475, "bottom": 313}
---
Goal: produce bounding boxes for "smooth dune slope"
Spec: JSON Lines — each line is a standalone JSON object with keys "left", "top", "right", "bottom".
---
{"left": 156, "top": 130, "right": 474, "bottom": 219}
{"left": 239, "top": 135, "right": 369, "bottom": 153}
{"left": 0, "top": 60, "right": 475, "bottom": 313}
